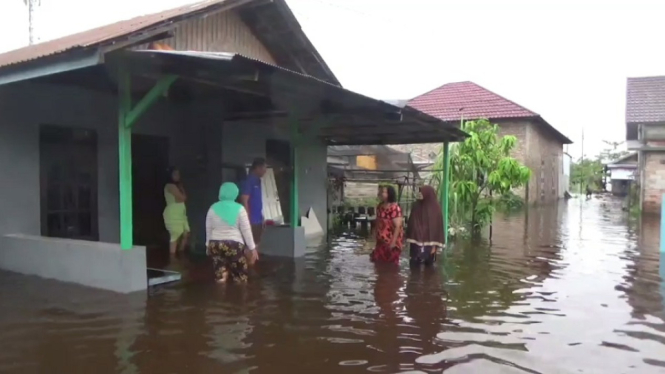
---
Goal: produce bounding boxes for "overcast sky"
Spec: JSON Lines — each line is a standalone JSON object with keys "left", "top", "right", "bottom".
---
{"left": 1, "top": 0, "right": 664, "bottom": 158}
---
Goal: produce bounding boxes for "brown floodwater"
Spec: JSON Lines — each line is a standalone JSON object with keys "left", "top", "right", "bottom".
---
{"left": 1, "top": 197, "right": 665, "bottom": 373}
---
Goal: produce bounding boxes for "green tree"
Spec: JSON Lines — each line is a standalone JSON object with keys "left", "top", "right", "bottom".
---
{"left": 570, "top": 158, "right": 604, "bottom": 191}
{"left": 431, "top": 119, "right": 531, "bottom": 233}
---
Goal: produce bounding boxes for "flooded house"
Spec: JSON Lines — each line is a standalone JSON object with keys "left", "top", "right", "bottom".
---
{"left": 626, "top": 76, "right": 665, "bottom": 213}
{"left": 393, "top": 81, "right": 573, "bottom": 204}
{"left": 606, "top": 153, "right": 637, "bottom": 196}
{"left": 0, "top": 0, "right": 465, "bottom": 293}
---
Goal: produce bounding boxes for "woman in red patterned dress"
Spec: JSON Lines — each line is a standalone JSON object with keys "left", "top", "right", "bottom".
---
{"left": 370, "top": 185, "right": 404, "bottom": 265}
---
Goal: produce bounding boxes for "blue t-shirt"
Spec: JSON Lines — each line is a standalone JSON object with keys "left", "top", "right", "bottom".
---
{"left": 242, "top": 173, "right": 263, "bottom": 225}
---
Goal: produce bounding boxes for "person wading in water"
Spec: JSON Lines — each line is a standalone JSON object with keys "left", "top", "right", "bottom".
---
{"left": 405, "top": 185, "right": 445, "bottom": 268}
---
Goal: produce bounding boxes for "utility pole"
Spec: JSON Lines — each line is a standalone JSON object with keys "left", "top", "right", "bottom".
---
{"left": 22, "top": 0, "right": 40, "bottom": 45}
{"left": 580, "top": 127, "right": 585, "bottom": 194}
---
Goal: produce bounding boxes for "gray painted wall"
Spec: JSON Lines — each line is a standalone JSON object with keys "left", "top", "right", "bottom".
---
{"left": 0, "top": 81, "right": 192, "bottom": 243}
{"left": 0, "top": 234, "right": 147, "bottom": 293}
{"left": 0, "top": 81, "right": 327, "bottom": 252}
{"left": 221, "top": 119, "right": 328, "bottom": 237}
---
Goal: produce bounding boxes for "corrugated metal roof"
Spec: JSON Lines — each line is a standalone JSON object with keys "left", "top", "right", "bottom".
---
{"left": 626, "top": 76, "right": 665, "bottom": 124}
{"left": 0, "top": 0, "right": 247, "bottom": 69}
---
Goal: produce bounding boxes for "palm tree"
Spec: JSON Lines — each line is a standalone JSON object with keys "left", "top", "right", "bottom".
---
{"left": 22, "top": 0, "right": 41, "bottom": 45}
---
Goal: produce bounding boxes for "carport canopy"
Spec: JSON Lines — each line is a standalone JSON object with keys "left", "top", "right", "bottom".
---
{"left": 107, "top": 50, "right": 468, "bottom": 145}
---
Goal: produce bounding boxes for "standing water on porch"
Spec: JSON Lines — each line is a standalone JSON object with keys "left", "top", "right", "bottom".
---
{"left": 0, "top": 197, "right": 664, "bottom": 373}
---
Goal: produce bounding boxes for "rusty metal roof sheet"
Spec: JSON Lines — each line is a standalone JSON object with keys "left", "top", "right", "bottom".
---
{"left": 0, "top": 0, "right": 247, "bottom": 69}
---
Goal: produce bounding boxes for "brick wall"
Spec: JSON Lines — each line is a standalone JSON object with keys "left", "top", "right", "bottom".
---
{"left": 496, "top": 120, "right": 529, "bottom": 200}
{"left": 642, "top": 152, "right": 665, "bottom": 213}
{"left": 524, "top": 123, "right": 563, "bottom": 204}
{"left": 386, "top": 119, "right": 563, "bottom": 205}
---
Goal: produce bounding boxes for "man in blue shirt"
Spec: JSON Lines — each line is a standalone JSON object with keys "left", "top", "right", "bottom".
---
{"left": 241, "top": 158, "right": 267, "bottom": 264}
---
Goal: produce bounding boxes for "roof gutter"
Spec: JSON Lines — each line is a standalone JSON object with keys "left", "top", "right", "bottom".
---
{"left": 0, "top": 48, "right": 102, "bottom": 86}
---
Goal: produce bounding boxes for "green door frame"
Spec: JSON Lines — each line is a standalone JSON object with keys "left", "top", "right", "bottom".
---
{"left": 118, "top": 66, "right": 178, "bottom": 250}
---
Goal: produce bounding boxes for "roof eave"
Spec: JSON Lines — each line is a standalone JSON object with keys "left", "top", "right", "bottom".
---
{"left": 0, "top": 47, "right": 102, "bottom": 86}
{"left": 532, "top": 116, "right": 573, "bottom": 144}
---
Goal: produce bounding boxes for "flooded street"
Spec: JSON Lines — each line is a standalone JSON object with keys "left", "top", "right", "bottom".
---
{"left": 1, "top": 197, "right": 664, "bottom": 373}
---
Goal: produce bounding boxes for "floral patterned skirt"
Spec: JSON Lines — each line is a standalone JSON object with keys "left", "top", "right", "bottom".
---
{"left": 207, "top": 240, "right": 248, "bottom": 283}
{"left": 370, "top": 243, "right": 402, "bottom": 265}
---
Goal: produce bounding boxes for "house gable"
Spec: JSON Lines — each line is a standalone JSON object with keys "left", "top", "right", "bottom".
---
{"left": 137, "top": 9, "right": 277, "bottom": 65}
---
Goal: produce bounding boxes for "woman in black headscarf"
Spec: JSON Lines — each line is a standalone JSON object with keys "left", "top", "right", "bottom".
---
{"left": 406, "top": 185, "right": 445, "bottom": 267}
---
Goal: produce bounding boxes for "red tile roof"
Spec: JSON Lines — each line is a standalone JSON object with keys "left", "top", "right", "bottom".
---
{"left": 407, "top": 81, "right": 572, "bottom": 144}
{"left": 626, "top": 76, "right": 665, "bottom": 124}
{"left": 408, "top": 81, "right": 537, "bottom": 121}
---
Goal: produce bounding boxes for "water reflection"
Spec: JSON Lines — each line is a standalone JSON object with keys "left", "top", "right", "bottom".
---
{"left": 0, "top": 197, "right": 664, "bottom": 372}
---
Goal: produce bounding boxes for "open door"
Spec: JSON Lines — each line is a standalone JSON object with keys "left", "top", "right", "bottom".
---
{"left": 132, "top": 134, "right": 169, "bottom": 248}
{"left": 266, "top": 139, "right": 291, "bottom": 222}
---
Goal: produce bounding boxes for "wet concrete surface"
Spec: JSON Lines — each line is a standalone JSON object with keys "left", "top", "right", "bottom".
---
{"left": 0, "top": 197, "right": 664, "bottom": 373}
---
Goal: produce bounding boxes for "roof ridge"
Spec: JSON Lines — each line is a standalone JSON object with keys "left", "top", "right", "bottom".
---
{"left": 464, "top": 81, "right": 540, "bottom": 117}
{"left": 407, "top": 80, "right": 473, "bottom": 102}
{"left": 627, "top": 75, "right": 665, "bottom": 80}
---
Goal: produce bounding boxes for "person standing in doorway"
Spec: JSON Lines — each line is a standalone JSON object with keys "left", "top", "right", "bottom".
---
{"left": 163, "top": 167, "right": 190, "bottom": 255}
{"left": 240, "top": 158, "right": 267, "bottom": 264}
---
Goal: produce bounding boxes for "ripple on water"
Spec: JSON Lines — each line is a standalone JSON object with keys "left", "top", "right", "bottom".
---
{"left": 0, "top": 199, "right": 664, "bottom": 372}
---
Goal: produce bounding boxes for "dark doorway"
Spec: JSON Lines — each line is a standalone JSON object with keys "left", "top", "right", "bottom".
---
{"left": 40, "top": 125, "right": 98, "bottom": 241}
{"left": 132, "top": 134, "right": 170, "bottom": 248}
{"left": 266, "top": 139, "right": 291, "bottom": 223}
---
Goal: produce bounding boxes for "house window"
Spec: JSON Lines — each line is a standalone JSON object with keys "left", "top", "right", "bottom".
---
{"left": 40, "top": 125, "right": 98, "bottom": 241}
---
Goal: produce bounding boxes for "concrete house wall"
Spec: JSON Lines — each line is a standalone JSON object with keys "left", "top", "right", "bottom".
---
{"left": 0, "top": 7, "right": 327, "bottom": 292}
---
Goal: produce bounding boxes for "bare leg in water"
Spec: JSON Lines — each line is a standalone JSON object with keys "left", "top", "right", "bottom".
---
{"left": 169, "top": 239, "right": 177, "bottom": 255}
{"left": 178, "top": 231, "right": 190, "bottom": 253}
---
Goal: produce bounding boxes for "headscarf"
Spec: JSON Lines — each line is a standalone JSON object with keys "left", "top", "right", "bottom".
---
{"left": 406, "top": 185, "right": 445, "bottom": 248}
{"left": 211, "top": 182, "right": 243, "bottom": 226}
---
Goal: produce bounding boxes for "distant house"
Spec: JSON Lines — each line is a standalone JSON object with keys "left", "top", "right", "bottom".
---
{"left": 606, "top": 153, "right": 637, "bottom": 196}
{"left": 399, "top": 81, "right": 573, "bottom": 204}
{"left": 562, "top": 152, "right": 572, "bottom": 196}
{"left": 626, "top": 76, "right": 665, "bottom": 213}
{"left": 327, "top": 145, "right": 417, "bottom": 200}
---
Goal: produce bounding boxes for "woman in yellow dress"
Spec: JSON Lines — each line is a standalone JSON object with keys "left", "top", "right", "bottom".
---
{"left": 163, "top": 167, "right": 190, "bottom": 255}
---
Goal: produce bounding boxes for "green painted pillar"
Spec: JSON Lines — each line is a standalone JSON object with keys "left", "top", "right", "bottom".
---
{"left": 117, "top": 70, "right": 177, "bottom": 250}
{"left": 290, "top": 117, "right": 299, "bottom": 227}
{"left": 118, "top": 67, "right": 133, "bottom": 250}
{"left": 441, "top": 142, "right": 451, "bottom": 245}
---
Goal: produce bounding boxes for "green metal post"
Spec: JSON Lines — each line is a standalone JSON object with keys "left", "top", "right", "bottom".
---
{"left": 117, "top": 71, "right": 177, "bottom": 250}
{"left": 118, "top": 67, "right": 133, "bottom": 250}
{"left": 441, "top": 142, "right": 450, "bottom": 245}
{"left": 290, "top": 117, "right": 299, "bottom": 227}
